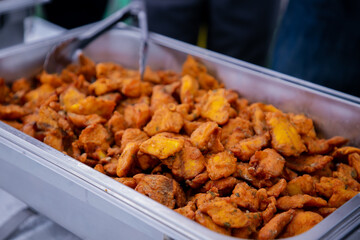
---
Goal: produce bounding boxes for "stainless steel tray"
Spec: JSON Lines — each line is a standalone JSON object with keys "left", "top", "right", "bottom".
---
{"left": 0, "top": 25, "right": 359, "bottom": 240}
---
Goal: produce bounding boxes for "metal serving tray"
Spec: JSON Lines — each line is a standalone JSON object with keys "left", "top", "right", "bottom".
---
{"left": 0, "top": 25, "right": 359, "bottom": 240}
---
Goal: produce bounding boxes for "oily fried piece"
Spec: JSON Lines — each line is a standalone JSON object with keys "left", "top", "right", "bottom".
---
{"left": 232, "top": 212, "right": 262, "bottom": 239}
{"left": 249, "top": 148, "right": 285, "bottom": 179}
{"left": 233, "top": 162, "right": 273, "bottom": 188}
{"left": 106, "top": 111, "right": 125, "bottom": 134}
{"left": 276, "top": 194, "right": 327, "bottom": 210}
{"left": 94, "top": 164, "right": 105, "bottom": 174}
{"left": 221, "top": 117, "right": 253, "bottom": 143}
{"left": 36, "top": 105, "right": 60, "bottom": 130}
{"left": 267, "top": 179, "right": 287, "bottom": 197}
{"left": 316, "top": 207, "right": 337, "bottom": 217}
{"left": 206, "top": 151, "right": 237, "bottom": 180}
{"left": 78, "top": 124, "right": 110, "bottom": 154}
{"left": 280, "top": 167, "right": 298, "bottom": 181}
{"left": 200, "top": 89, "right": 230, "bottom": 125}
{"left": 304, "top": 136, "right": 348, "bottom": 155}
{"left": 349, "top": 153, "right": 360, "bottom": 181}
{"left": 96, "top": 62, "right": 125, "bottom": 80}
{"left": 124, "top": 102, "right": 151, "bottom": 129}
{"left": 116, "top": 142, "right": 139, "bottom": 177}
{"left": 199, "top": 198, "right": 249, "bottom": 228}
{"left": 0, "top": 104, "right": 27, "bottom": 120}
{"left": 121, "top": 77, "right": 141, "bottom": 98}
{"left": 286, "top": 174, "right": 317, "bottom": 196}
{"left": 224, "top": 129, "right": 248, "bottom": 150}
{"left": 332, "top": 146, "right": 360, "bottom": 159}
{"left": 134, "top": 174, "right": 186, "bottom": 209}
{"left": 193, "top": 189, "right": 219, "bottom": 209}
{"left": 229, "top": 133, "right": 270, "bottom": 161}
{"left": 198, "top": 72, "right": 221, "bottom": 90}
{"left": 333, "top": 163, "right": 360, "bottom": 191}
{"left": 88, "top": 77, "right": 122, "bottom": 96}
{"left": 186, "top": 171, "right": 209, "bottom": 189}
{"left": 139, "top": 133, "right": 184, "bottom": 159}
{"left": 144, "top": 106, "right": 183, "bottom": 136}
{"left": 143, "top": 66, "right": 161, "bottom": 84}
{"left": 175, "top": 201, "right": 196, "bottom": 220}
{"left": 258, "top": 209, "right": 295, "bottom": 240}
{"left": 183, "top": 120, "right": 202, "bottom": 136}
{"left": 315, "top": 177, "right": 345, "bottom": 198}
{"left": 77, "top": 53, "right": 96, "bottom": 80}
{"left": 190, "top": 121, "right": 224, "bottom": 153}
{"left": 24, "top": 84, "right": 55, "bottom": 106}
{"left": 286, "top": 154, "right": 333, "bottom": 173}
{"left": 202, "top": 177, "right": 239, "bottom": 196}
{"left": 194, "top": 210, "right": 231, "bottom": 236}
{"left": 230, "top": 182, "right": 267, "bottom": 211}
{"left": 280, "top": 211, "right": 323, "bottom": 238}
{"left": 120, "top": 128, "right": 148, "bottom": 152}
{"left": 137, "top": 151, "right": 159, "bottom": 171}
{"left": 328, "top": 187, "right": 358, "bottom": 208}
{"left": 67, "top": 112, "right": 106, "bottom": 128}
{"left": 150, "top": 84, "right": 178, "bottom": 112}
{"left": 163, "top": 141, "right": 205, "bottom": 180}
{"left": 180, "top": 75, "right": 199, "bottom": 105}
{"left": 249, "top": 104, "right": 267, "bottom": 135}
{"left": 60, "top": 86, "right": 86, "bottom": 112}
{"left": 114, "top": 177, "right": 137, "bottom": 188}
{"left": 265, "top": 112, "right": 306, "bottom": 157}
{"left": 261, "top": 196, "right": 277, "bottom": 224}
{"left": 67, "top": 96, "right": 116, "bottom": 119}
{"left": 288, "top": 113, "right": 316, "bottom": 138}
{"left": 43, "top": 129, "right": 64, "bottom": 152}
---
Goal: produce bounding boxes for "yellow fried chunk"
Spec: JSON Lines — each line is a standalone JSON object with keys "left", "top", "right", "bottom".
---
{"left": 96, "top": 62, "right": 125, "bottom": 80}
{"left": 328, "top": 187, "right": 358, "bottom": 208}
{"left": 265, "top": 112, "right": 306, "bottom": 157}
{"left": 315, "top": 177, "right": 345, "bottom": 198}
{"left": 121, "top": 77, "right": 141, "bottom": 98}
{"left": 286, "top": 154, "right": 333, "bottom": 173}
{"left": 202, "top": 177, "right": 239, "bottom": 195}
{"left": 230, "top": 133, "right": 270, "bottom": 161}
{"left": 261, "top": 196, "right": 277, "bottom": 224}
{"left": 230, "top": 182, "right": 267, "bottom": 211}
{"left": 116, "top": 142, "right": 139, "bottom": 177}
{"left": 60, "top": 87, "right": 85, "bottom": 112}
{"left": 186, "top": 171, "right": 209, "bottom": 189}
{"left": 233, "top": 162, "right": 273, "bottom": 188}
{"left": 114, "top": 177, "right": 137, "bottom": 189}
{"left": 200, "top": 89, "right": 230, "bottom": 125}
{"left": 287, "top": 174, "right": 317, "bottom": 196}
{"left": 144, "top": 106, "right": 183, "bottom": 136}
{"left": 304, "top": 136, "right": 348, "bottom": 155}
{"left": 150, "top": 85, "right": 178, "bottom": 112}
{"left": 206, "top": 151, "right": 237, "bottom": 180}
{"left": 332, "top": 146, "right": 360, "bottom": 159}
{"left": 68, "top": 112, "right": 106, "bottom": 128}
{"left": 43, "top": 129, "right": 63, "bottom": 152}
{"left": 190, "top": 121, "right": 224, "bottom": 153}
{"left": 163, "top": 141, "right": 205, "bottom": 180}
{"left": 198, "top": 72, "right": 221, "bottom": 90}
{"left": 180, "top": 75, "right": 199, "bottom": 105}
{"left": 24, "top": 84, "right": 55, "bottom": 103}
{"left": 119, "top": 128, "right": 148, "bottom": 152}
{"left": 267, "top": 179, "right": 287, "bottom": 197}
{"left": 249, "top": 148, "right": 285, "bottom": 179}
{"left": 258, "top": 209, "right": 295, "bottom": 240}
{"left": 0, "top": 104, "right": 27, "bottom": 120}
{"left": 288, "top": 113, "right": 316, "bottom": 138}
{"left": 134, "top": 174, "right": 186, "bottom": 209}
{"left": 276, "top": 194, "right": 327, "bottom": 210}
{"left": 182, "top": 55, "right": 207, "bottom": 78}
{"left": 36, "top": 105, "right": 59, "bottom": 130}
{"left": 67, "top": 96, "right": 116, "bottom": 118}
{"left": 199, "top": 198, "right": 249, "bottom": 228}
{"left": 88, "top": 77, "right": 122, "bottom": 96}
{"left": 194, "top": 210, "right": 231, "bottom": 236}
{"left": 232, "top": 212, "right": 262, "bottom": 238}
{"left": 140, "top": 133, "right": 184, "bottom": 159}
{"left": 349, "top": 153, "right": 360, "bottom": 181}
{"left": 78, "top": 124, "right": 110, "bottom": 154}
{"left": 333, "top": 163, "right": 360, "bottom": 191}
{"left": 281, "top": 211, "right": 323, "bottom": 238}
{"left": 221, "top": 117, "right": 253, "bottom": 143}
{"left": 106, "top": 111, "right": 125, "bottom": 134}
{"left": 124, "top": 102, "right": 151, "bottom": 129}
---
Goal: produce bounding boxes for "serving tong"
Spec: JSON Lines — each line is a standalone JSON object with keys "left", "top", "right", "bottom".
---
{"left": 44, "top": 0, "right": 148, "bottom": 80}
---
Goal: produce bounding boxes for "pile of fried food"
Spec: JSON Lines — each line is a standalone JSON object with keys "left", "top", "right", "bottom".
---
{"left": 1, "top": 55, "right": 359, "bottom": 239}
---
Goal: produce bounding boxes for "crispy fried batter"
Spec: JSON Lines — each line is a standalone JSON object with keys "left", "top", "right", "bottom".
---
{"left": 280, "top": 211, "right": 323, "bottom": 238}
{"left": 276, "top": 194, "right": 327, "bottom": 210}
{"left": 124, "top": 102, "right": 151, "bottom": 129}
{"left": 230, "top": 133, "right": 270, "bottom": 161}
{"left": 267, "top": 179, "right": 287, "bottom": 197}
{"left": 180, "top": 75, "right": 199, "bottom": 105}
{"left": 200, "top": 89, "right": 230, "bottom": 125}
{"left": 195, "top": 210, "right": 231, "bottom": 235}
{"left": 190, "top": 121, "right": 224, "bottom": 153}
{"left": 286, "top": 174, "right": 317, "bottom": 196}
{"left": 258, "top": 209, "right": 295, "bottom": 240}
{"left": 175, "top": 201, "right": 196, "bottom": 220}
{"left": 140, "top": 133, "right": 184, "bottom": 159}
{"left": 116, "top": 142, "right": 139, "bottom": 177}
{"left": 286, "top": 155, "right": 333, "bottom": 173}
{"left": 144, "top": 106, "right": 183, "bottom": 136}
{"left": 349, "top": 153, "right": 360, "bottom": 181}
{"left": 230, "top": 182, "right": 267, "bottom": 211}
{"left": 206, "top": 151, "right": 237, "bottom": 180}
{"left": 333, "top": 163, "right": 360, "bottom": 191}
{"left": 202, "top": 177, "right": 239, "bottom": 196}
{"left": 249, "top": 148, "right": 285, "bottom": 179}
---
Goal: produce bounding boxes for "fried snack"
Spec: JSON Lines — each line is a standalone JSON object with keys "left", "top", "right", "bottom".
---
{"left": 280, "top": 211, "right": 323, "bottom": 238}
{"left": 139, "top": 133, "right": 184, "bottom": 159}
{"left": 258, "top": 209, "right": 295, "bottom": 240}
{"left": 265, "top": 112, "right": 306, "bottom": 157}
{"left": 2, "top": 55, "right": 360, "bottom": 239}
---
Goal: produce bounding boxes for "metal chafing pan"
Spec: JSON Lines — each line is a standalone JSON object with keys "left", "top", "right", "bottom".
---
{"left": 0, "top": 25, "right": 360, "bottom": 240}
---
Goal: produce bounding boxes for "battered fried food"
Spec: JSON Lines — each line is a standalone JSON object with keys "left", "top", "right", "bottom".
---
{"left": 258, "top": 209, "right": 295, "bottom": 240}
{"left": 280, "top": 211, "right": 323, "bottom": 238}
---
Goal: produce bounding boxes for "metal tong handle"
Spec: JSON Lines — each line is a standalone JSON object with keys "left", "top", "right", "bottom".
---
{"left": 76, "top": 0, "right": 148, "bottom": 78}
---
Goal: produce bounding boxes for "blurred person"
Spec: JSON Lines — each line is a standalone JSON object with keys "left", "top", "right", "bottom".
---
{"left": 145, "top": 0, "right": 281, "bottom": 67}
{"left": 271, "top": 0, "right": 360, "bottom": 97}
